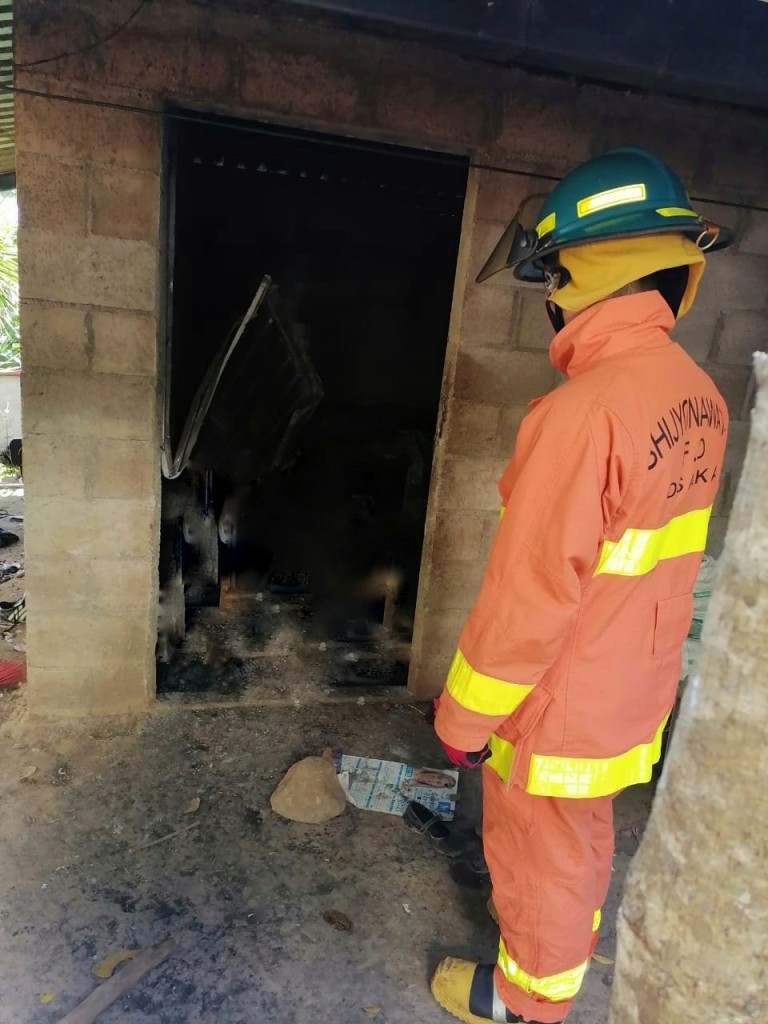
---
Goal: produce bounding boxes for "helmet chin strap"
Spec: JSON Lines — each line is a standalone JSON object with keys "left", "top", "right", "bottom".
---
{"left": 546, "top": 300, "right": 565, "bottom": 333}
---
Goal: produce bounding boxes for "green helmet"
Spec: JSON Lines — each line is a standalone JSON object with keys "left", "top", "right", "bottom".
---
{"left": 477, "top": 147, "right": 733, "bottom": 284}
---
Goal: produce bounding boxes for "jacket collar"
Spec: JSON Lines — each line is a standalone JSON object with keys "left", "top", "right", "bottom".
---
{"left": 549, "top": 291, "right": 675, "bottom": 379}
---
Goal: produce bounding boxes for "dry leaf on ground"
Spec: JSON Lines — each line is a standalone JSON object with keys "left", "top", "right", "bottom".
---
{"left": 591, "top": 952, "right": 615, "bottom": 965}
{"left": 93, "top": 949, "right": 142, "bottom": 979}
{"left": 322, "top": 909, "right": 353, "bottom": 932}
{"left": 185, "top": 797, "right": 201, "bottom": 814}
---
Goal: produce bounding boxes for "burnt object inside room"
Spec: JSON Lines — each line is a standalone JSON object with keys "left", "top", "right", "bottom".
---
{"left": 159, "top": 112, "right": 467, "bottom": 696}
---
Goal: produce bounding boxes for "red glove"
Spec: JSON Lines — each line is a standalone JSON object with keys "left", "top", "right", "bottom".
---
{"left": 433, "top": 699, "right": 491, "bottom": 769}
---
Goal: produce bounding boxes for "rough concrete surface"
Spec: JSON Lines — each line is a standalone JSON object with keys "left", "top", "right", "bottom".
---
{"left": 0, "top": 696, "right": 652, "bottom": 1023}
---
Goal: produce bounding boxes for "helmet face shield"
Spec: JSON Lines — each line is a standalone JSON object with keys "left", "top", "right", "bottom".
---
{"left": 476, "top": 193, "right": 548, "bottom": 283}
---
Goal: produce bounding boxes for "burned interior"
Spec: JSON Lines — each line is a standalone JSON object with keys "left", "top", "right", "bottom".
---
{"left": 158, "top": 112, "right": 468, "bottom": 696}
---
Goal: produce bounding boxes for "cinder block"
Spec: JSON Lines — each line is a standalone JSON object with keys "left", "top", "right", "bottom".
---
{"left": 25, "top": 495, "right": 158, "bottom": 561}
{"left": 708, "top": 134, "right": 768, "bottom": 196}
{"left": 460, "top": 283, "right": 517, "bottom": 348}
{"left": 19, "top": 302, "right": 89, "bottom": 371}
{"left": 25, "top": 555, "right": 90, "bottom": 614}
{"left": 443, "top": 401, "right": 500, "bottom": 455}
{"left": 411, "top": 605, "right": 467, "bottom": 694}
{"left": 455, "top": 347, "right": 555, "bottom": 406}
{"left": 515, "top": 290, "right": 554, "bottom": 351}
{"left": 23, "top": 433, "right": 88, "bottom": 498}
{"left": 599, "top": 109, "right": 701, "bottom": 182}
{"left": 28, "top": 613, "right": 151, "bottom": 670}
{"left": 23, "top": 371, "right": 158, "bottom": 442}
{"left": 473, "top": 168, "right": 551, "bottom": 224}
{"left": 432, "top": 510, "right": 493, "bottom": 563}
{"left": 739, "top": 212, "right": 768, "bottom": 256}
{"left": 19, "top": 229, "right": 157, "bottom": 311}
{"left": 16, "top": 152, "right": 87, "bottom": 235}
{"left": 437, "top": 456, "right": 506, "bottom": 511}
{"left": 703, "top": 364, "right": 753, "bottom": 420}
{"left": 15, "top": 2, "right": 92, "bottom": 78}
{"left": 375, "top": 67, "right": 490, "bottom": 148}
{"left": 91, "top": 310, "right": 158, "bottom": 376}
{"left": 15, "top": 93, "right": 161, "bottom": 171}
{"left": 98, "top": 29, "right": 185, "bottom": 94}
{"left": 497, "top": 404, "right": 529, "bottom": 455}
{"left": 92, "top": 439, "right": 158, "bottom": 500}
{"left": 28, "top": 557, "right": 155, "bottom": 626}
{"left": 88, "top": 559, "right": 155, "bottom": 614}
{"left": 241, "top": 47, "right": 365, "bottom": 122}
{"left": 182, "top": 38, "right": 234, "bottom": 98}
{"left": 425, "top": 557, "right": 486, "bottom": 612}
{"left": 696, "top": 252, "right": 768, "bottom": 313}
{"left": 27, "top": 666, "right": 153, "bottom": 716}
{"left": 487, "top": 88, "right": 595, "bottom": 173}
{"left": 92, "top": 168, "right": 160, "bottom": 244}
{"left": 715, "top": 311, "right": 768, "bottom": 367}
{"left": 670, "top": 307, "right": 718, "bottom": 364}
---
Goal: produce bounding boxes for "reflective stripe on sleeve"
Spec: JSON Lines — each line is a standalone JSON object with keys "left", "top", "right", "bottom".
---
{"left": 594, "top": 506, "right": 711, "bottom": 578}
{"left": 498, "top": 937, "right": 590, "bottom": 1003}
{"left": 446, "top": 649, "right": 534, "bottom": 717}
{"left": 486, "top": 715, "right": 669, "bottom": 798}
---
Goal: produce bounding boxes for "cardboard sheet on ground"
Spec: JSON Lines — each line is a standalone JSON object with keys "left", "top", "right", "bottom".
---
{"left": 335, "top": 753, "right": 458, "bottom": 820}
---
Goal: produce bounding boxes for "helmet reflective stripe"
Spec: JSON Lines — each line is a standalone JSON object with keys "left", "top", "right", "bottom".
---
{"left": 657, "top": 207, "right": 699, "bottom": 218}
{"left": 536, "top": 211, "right": 556, "bottom": 237}
{"left": 576, "top": 183, "right": 646, "bottom": 217}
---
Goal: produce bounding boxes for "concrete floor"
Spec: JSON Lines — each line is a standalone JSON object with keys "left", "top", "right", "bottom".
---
{"left": 0, "top": 692, "right": 653, "bottom": 1024}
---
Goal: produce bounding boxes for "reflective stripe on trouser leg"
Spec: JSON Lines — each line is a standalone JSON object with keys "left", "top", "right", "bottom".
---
{"left": 497, "top": 938, "right": 590, "bottom": 1002}
{"left": 483, "top": 769, "right": 614, "bottom": 1023}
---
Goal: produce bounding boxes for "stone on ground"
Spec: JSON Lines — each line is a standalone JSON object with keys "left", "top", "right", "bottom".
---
{"left": 270, "top": 756, "right": 347, "bottom": 824}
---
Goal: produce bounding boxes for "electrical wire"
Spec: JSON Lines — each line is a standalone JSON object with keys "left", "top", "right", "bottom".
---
{"left": 14, "top": 0, "right": 149, "bottom": 70}
{"left": 1, "top": 81, "right": 767, "bottom": 214}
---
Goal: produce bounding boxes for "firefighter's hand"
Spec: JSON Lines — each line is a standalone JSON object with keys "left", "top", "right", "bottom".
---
{"left": 440, "top": 742, "right": 492, "bottom": 768}
{"left": 433, "top": 698, "right": 491, "bottom": 768}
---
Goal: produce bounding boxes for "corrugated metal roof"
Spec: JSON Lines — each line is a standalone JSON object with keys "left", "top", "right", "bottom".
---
{"left": 0, "top": 1, "right": 12, "bottom": 183}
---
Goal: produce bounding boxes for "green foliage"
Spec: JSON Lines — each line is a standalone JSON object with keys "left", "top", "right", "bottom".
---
{"left": 0, "top": 216, "right": 18, "bottom": 371}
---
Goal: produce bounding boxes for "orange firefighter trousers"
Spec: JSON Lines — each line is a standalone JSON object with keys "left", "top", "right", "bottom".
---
{"left": 483, "top": 766, "right": 615, "bottom": 1023}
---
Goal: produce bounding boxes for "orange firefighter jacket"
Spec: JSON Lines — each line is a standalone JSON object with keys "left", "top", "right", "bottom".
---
{"left": 435, "top": 291, "right": 728, "bottom": 798}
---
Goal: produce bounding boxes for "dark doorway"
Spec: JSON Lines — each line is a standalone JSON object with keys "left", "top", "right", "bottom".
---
{"left": 159, "top": 111, "right": 467, "bottom": 699}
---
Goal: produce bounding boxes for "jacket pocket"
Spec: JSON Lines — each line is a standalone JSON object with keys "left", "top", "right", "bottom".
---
{"left": 653, "top": 593, "right": 694, "bottom": 656}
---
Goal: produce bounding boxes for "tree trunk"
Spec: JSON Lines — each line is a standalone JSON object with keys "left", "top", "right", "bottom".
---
{"left": 609, "top": 354, "right": 768, "bottom": 1024}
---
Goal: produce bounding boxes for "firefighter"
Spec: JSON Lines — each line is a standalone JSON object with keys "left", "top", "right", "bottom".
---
{"left": 431, "top": 147, "right": 733, "bottom": 1024}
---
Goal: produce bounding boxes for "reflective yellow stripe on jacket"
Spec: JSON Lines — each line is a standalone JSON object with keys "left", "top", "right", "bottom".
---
{"left": 498, "top": 937, "right": 589, "bottom": 1002}
{"left": 446, "top": 649, "right": 533, "bottom": 717}
{"left": 594, "top": 505, "right": 711, "bottom": 577}
{"left": 486, "top": 715, "right": 669, "bottom": 798}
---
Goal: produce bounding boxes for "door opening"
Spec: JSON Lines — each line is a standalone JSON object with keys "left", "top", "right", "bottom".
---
{"left": 159, "top": 111, "right": 467, "bottom": 700}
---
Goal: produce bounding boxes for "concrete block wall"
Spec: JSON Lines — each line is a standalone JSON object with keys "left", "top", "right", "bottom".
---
{"left": 15, "top": 0, "right": 768, "bottom": 711}
{"left": 16, "top": 87, "right": 162, "bottom": 714}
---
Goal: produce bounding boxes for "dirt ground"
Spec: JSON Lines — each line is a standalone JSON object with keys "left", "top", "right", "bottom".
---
{"left": 0, "top": 688, "right": 654, "bottom": 1024}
